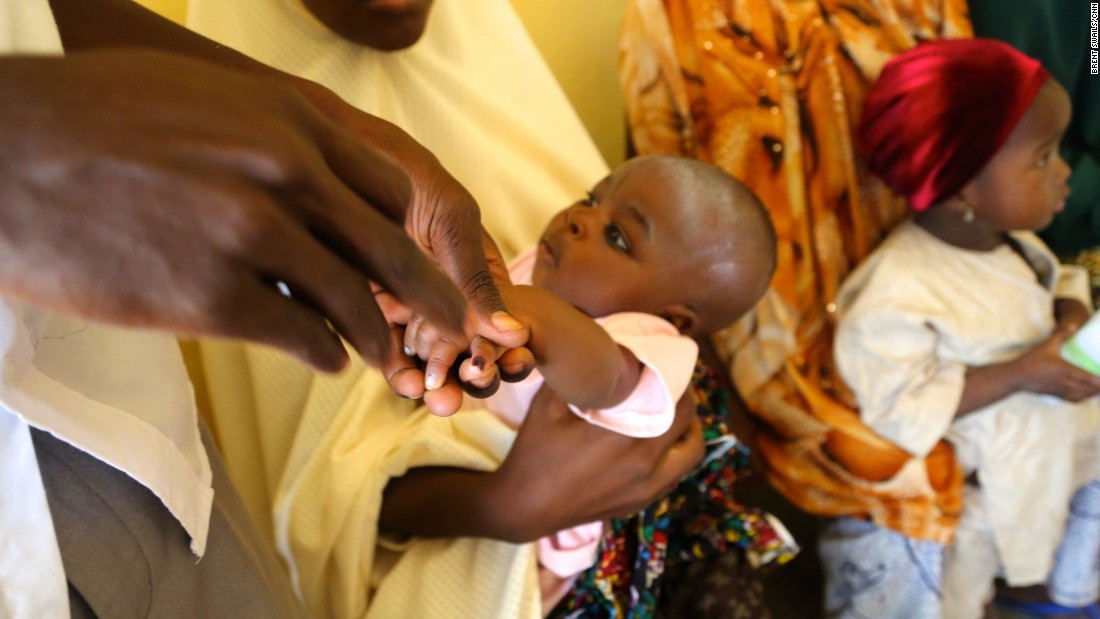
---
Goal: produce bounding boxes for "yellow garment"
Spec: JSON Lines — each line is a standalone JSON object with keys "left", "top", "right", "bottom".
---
{"left": 185, "top": 0, "right": 608, "bottom": 615}
{"left": 270, "top": 369, "right": 541, "bottom": 619}
{"left": 620, "top": 0, "right": 970, "bottom": 542}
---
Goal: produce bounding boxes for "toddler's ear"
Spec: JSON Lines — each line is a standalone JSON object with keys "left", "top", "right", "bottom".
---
{"left": 660, "top": 304, "right": 698, "bottom": 335}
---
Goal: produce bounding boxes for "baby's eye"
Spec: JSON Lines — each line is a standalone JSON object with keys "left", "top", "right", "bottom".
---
{"left": 580, "top": 191, "right": 598, "bottom": 207}
{"left": 1036, "top": 151, "right": 1052, "bottom": 168}
{"left": 605, "top": 225, "right": 631, "bottom": 253}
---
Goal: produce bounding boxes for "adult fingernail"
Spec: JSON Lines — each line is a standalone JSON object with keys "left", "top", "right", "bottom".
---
{"left": 491, "top": 312, "right": 524, "bottom": 332}
{"left": 425, "top": 372, "right": 442, "bottom": 391}
{"left": 403, "top": 345, "right": 415, "bottom": 357}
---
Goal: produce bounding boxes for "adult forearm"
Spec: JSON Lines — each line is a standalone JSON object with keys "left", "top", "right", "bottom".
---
{"left": 379, "top": 467, "right": 535, "bottom": 543}
{"left": 48, "top": 0, "right": 277, "bottom": 77}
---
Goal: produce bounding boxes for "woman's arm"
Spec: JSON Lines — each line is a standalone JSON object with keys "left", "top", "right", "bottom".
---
{"left": 379, "top": 385, "right": 704, "bottom": 542}
{"left": 40, "top": 0, "right": 529, "bottom": 398}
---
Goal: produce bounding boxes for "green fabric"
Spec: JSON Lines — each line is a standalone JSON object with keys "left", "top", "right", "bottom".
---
{"left": 969, "top": 0, "right": 1100, "bottom": 256}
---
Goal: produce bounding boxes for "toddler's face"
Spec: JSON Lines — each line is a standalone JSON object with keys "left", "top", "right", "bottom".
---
{"left": 531, "top": 158, "right": 710, "bottom": 322}
{"left": 966, "top": 80, "right": 1072, "bottom": 232}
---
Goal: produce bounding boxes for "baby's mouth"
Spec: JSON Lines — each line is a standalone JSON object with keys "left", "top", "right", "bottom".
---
{"left": 537, "top": 238, "right": 558, "bottom": 268}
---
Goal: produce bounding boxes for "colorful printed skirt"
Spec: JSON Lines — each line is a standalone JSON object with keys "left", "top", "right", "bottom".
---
{"left": 549, "top": 362, "right": 799, "bottom": 618}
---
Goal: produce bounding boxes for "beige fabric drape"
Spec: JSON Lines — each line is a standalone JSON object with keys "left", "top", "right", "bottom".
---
{"left": 620, "top": 0, "right": 971, "bottom": 542}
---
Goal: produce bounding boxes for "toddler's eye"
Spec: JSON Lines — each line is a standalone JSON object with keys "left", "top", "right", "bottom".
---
{"left": 581, "top": 191, "right": 598, "bottom": 207}
{"left": 1036, "top": 151, "right": 1052, "bottom": 168}
{"left": 605, "top": 225, "right": 631, "bottom": 253}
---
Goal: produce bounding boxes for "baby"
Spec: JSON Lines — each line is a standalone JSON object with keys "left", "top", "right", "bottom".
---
{"left": 385, "top": 153, "right": 778, "bottom": 613}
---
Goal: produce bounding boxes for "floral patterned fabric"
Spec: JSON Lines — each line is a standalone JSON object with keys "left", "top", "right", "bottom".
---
{"left": 548, "top": 363, "right": 797, "bottom": 618}
{"left": 620, "top": 0, "right": 971, "bottom": 543}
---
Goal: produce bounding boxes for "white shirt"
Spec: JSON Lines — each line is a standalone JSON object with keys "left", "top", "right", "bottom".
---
{"left": 0, "top": 5, "right": 212, "bottom": 617}
{"left": 835, "top": 221, "right": 1100, "bottom": 583}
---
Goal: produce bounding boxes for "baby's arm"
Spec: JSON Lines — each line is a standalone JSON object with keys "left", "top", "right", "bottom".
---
{"left": 397, "top": 284, "right": 637, "bottom": 413}
{"left": 498, "top": 284, "right": 642, "bottom": 410}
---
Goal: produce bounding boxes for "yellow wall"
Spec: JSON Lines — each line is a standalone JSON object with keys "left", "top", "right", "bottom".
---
{"left": 507, "top": 0, "right": 628, "bottom": 165}
{"left": 133, "top": 0, "right": 627, "bottom": 165}
{"left": 133, "top": 0, "right": 186, "bottom": 24}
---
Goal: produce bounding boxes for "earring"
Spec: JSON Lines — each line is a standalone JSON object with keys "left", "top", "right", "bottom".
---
{"left": 963, "top": 205, "right": 976, "bottom": 223}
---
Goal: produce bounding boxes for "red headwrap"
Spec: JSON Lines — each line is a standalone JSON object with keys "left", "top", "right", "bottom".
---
{"left": 857, "top": 38, "right": 1050, "bottom": 211}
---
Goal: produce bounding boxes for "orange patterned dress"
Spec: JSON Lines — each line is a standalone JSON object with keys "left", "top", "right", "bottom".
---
{"left": 620, "top": 0, "right": 971, "bottom": 542}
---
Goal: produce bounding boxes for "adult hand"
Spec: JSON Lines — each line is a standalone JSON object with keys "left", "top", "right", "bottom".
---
{"left": 378, "top": 383, "right": 704, "bottom": 542}
{"left": 490, "top": 384, "right": 705, "bottom": 541}
{"left": 384, "top": 231, "right": 537, "bottom": 415}
{"left": 0, "top": 50, "right": 472, "bottom": 372}
{"left": 42, "top": 0, "right": 529, "bottom": 395}
{"left": 302, "top": 86, "right": 533, "bottom": 403}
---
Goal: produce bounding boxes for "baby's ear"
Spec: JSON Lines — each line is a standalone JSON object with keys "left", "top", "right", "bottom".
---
{"left": 660, "top": 304, "right": 698, "bottom": 335}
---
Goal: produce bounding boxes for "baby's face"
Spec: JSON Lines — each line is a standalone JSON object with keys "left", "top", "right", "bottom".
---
{"left": 531, "top": 158, "right": 723, "bottom": 323}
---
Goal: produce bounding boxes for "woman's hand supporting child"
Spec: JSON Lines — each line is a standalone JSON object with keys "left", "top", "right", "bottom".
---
{"left": 378, "top": 385, "right": 703, "bottom": 542}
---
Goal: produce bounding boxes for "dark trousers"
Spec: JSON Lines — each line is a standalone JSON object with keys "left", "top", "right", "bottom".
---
{"left": 33, "top": 424, "right": 307, "bottom": 619}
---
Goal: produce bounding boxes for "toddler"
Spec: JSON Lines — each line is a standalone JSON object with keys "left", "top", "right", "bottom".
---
{"left": 384, "top": 153, "right": 789, "bottom": 613}
{"left": 828, "top": 38, "right": 1100, "bottom": 619}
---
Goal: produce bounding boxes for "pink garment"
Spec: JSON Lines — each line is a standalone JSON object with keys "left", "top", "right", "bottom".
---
{"left": 479, "top": 247, "right": 699, "bottom": 612}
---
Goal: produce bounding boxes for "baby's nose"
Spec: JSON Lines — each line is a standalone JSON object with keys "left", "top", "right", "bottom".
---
{"left": 565, "top": 207, "right": 589, "bottom": 237}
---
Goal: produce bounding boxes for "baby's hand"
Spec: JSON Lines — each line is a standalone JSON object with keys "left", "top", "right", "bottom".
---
{"left": 1016, "top": 324, "right": 1100, "bottom": 402}
{"left": 402, "top": 309, "right": 535, "bottom": 415}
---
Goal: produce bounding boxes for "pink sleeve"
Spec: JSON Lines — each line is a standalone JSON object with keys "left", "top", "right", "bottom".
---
{"left": 568, "top": 312, "right": 698, "bottom": 438}
{"left": 536, "top": 521, "right": 603, "bottom": 578}
{"left": 507, "top": 246, "right": 536, "bottom": 286}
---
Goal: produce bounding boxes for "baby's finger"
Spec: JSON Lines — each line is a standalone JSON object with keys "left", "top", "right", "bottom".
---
{"left": 374, "top": 285, "right": 413, "bottom": 327}
{"left": 498, "top": 346, "right": 536, "bottom": 383}
{"left": 424, "top": 338, "right": 465, "bottom": 392}
{"left": 461, "top": 370, "right": 502, "bottom": 400}
{"left": 467, "top": 335, "right": 500, "bottom": 376}
{"left": 403, "top": 312, "right": 428, "bottom": 358}
{"left": 457, "top": 356, "right": 499, "bottom": 389}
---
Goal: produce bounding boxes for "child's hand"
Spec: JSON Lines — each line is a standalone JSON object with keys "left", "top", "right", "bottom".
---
{"left": 392, "top": 304, "right": 535, "bottom": 415}
{"left": 1014, "top": 324, "right": 1100, "bottom": 402}
{"left": 369, "top": 284, "right": 470, "bottom": 414}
